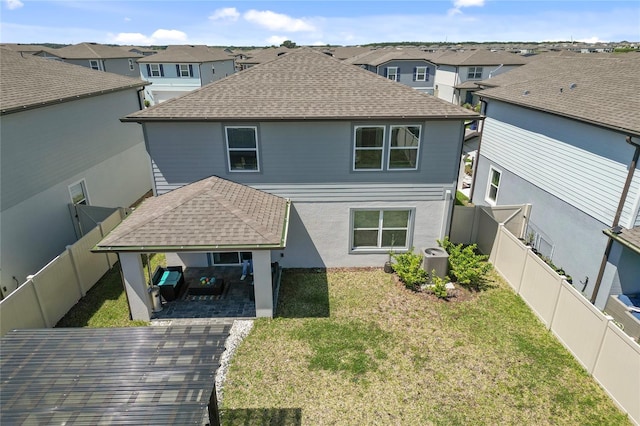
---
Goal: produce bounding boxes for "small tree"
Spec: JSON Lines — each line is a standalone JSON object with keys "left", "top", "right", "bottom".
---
{"left": 280, "top": 40, "right": 297, "bottom": 48}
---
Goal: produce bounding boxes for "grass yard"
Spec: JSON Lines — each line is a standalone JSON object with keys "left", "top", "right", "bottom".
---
{"left": 221, "top": 269, "right": 629, "bottom": 425}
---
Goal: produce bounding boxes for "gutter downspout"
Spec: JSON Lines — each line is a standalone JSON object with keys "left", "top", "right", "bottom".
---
{"left": 488, "top": 64, "right": 503, "bottom": 79}
{"left": 591, "top": 135, "right": 640, "bottom": 303}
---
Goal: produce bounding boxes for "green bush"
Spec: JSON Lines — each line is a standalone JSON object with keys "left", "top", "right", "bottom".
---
{"left": 391, "top": 249, "right": 427, "bottom": 290}
{"left": 438, "top": 237, "right": 492, "bottom": 290}
{"left": 430, "top": 271, "right": 449, "bottom": 299}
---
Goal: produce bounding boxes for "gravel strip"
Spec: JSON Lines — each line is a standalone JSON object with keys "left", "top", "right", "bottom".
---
{"left": 215, "top": 319, "right": 254, "bottom": 403}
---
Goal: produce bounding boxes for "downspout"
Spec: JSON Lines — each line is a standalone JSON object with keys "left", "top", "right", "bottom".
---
{"left": 591, "top": 135, "right": 640, "bottom": 303}
{"left": 468, "top": 98, "right": 489, "bottom": 202}
{"left": 488, "top": 64, "right": 503, "bottom": 79}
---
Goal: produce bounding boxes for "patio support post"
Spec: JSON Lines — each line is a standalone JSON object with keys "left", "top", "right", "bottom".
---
{"left": 252, "top": 250, "right": 273, "bottom": 318}
{"left": 119, "top": 252, "right": 151, "bottom": 321}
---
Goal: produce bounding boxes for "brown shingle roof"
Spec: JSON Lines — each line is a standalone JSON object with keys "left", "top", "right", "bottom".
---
{"left": 432, "top": 49, "right": 528, "bottom": 66}
{"left": 54, "top": 42, "right": 143, "bottom": 59}
{"left": 343, "top": 47, "right": 436, "bottom": 66}
{"left": 0, "top": 49, "right": 147, "bottom": 114}
{"left": 95, "top": 176, "right": 290, "bottom": 251}
{"left": 124, "top": 48, "right": 478, "bottom": 121}
{"left": 235, "top": 46, "right": 293, "bottom": 65}
{"left": 478, "top": 55, "right": 640, "bottom": 136}
{"left": 137, "top": 45, "right": 232, "bottom": 63}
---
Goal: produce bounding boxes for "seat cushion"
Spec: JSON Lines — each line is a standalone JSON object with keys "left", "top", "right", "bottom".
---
{"left": 158, "top": 270, "right": 181, "bottom": 286}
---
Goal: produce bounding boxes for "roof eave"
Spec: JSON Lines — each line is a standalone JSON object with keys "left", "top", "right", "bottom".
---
{"left": 121, "top": 114, "right": 480, "bottom": 123}
{"left": 603, "top": 229, "right": 640, "bottom": 256}
{"left": 92, "top": 242, "right": 286, "bottom": 253}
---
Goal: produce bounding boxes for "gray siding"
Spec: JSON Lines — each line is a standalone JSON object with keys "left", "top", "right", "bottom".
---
{"left": 1, "top": 90, "right": 145, "bottom": 210}
{"left": 377, "top": 60, "right": 436, "bottom": 90}
{"left": 103, "top": 58, "right": 140, "bottom": 78}
{"left": 199, "top": 60, "right": 235, "bottom": 85}
{"left": 144, "top": 120, "right": 465, "bottom": 195}
{"left": 598, "top": 243, "right": 640, "bottom": 308}
{"left": 480, "top": 101, "right": 640, "bottom": 228}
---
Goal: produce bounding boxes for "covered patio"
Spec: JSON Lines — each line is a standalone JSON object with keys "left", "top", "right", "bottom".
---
{"left": 93, "top": 176, "right": 290, "bottom": 321}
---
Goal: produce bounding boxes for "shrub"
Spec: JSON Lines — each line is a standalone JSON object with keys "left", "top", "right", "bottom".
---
{"left": 391, "top": 249, "right": 428, "bottom": 290}
{"left": 438, "top": 237, "right": 492, "bottom": 290}
{"left": 430, "top": 271, "right": 449, "bottom": 299}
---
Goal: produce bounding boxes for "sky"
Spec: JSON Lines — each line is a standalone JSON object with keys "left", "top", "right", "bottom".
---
{"left": 1, "top": 0, "right": 638, "bottom": 47}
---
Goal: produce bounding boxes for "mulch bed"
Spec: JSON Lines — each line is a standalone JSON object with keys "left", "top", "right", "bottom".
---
{"left": 389, "top": 271, "right": 479, "bottom": 303}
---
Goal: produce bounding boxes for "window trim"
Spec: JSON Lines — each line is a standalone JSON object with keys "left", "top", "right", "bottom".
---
{"left": 467, "top": 66, "right": 483, "bottom": 80}
{"left": 386, "top": 66, "right": 399, "bottom": 81}
{"left": 225, "top": 126, "right": 260, "bottom": 172}
{"left": 349, "top": 208, "right": 415, "bottom": 253}
{"left": 485, "top": 165, "right": 502, "bottom": 206}
{"left": 149, "top": 63, "right": 161, "bottom": 77}
{"left": 415, "top": 66, "right": 428, "bottom": 81}
{"left": 68, "top": 179, "right": 90, "bottom": 206}
{"left": 353, "top": 125, "right": 386, "bottom": 171}
{"left": 88, "top": 60, "right": 101, "bottom": 71}
{"left": 178, "top": 63, "right": 192, "bottom": 77}
{"left": 387, "top": 125, "right": 421, "bottom": 171}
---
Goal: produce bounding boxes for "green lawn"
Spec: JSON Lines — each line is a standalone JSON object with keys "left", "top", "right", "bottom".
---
{"left": 221, "top": 269, "right": 629, "bottom": 425}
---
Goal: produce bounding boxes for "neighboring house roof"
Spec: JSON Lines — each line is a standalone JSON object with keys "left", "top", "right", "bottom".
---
{"left": 235, "top": 46, "right": 293, "bottom": 65}
{"left": 0, "top": 325, "right": 230, "bottom": 425}
{"left": 432, "top": 49, "right": 529, "bottom": 66}
{"left": 124, "top": 48, "right": 478, "bottom": 121}
{"left": 0, "top": 43, "right": 54, "bottom": 54}
{"left": 477, "top": 55, "right": 640, "bottom": 136}
{"left": 324, "top": 46, "right": 372, "bottom": 60}
{"left": 454, "top": 80, "right": 483, "bottom": 89}
{"left": 343, "top": 47, "right": 436, "bottom": 66}
{"left": 95, "top": 176, "right": 291, "bottom": 251}
{"left": 137, "top": 45, "right": 232, "bottom": 63}
{"left": 604, "top": 226, "right": 640, "bottom": 256}
{"left": 0, "top": 49, "right": 148, "bottom": 115}
{"left": 53, "top": 42, "right": 143, "bottom": 59}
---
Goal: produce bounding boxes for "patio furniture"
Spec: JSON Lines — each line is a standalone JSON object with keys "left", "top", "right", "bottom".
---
{"left": 605, "top": 293, "right": 640, "bottom": 340}
{"left": 152, "top": 266, "right": 184, "bottom": 301}
{"left": 189, "top": 277, "right": 224, "bottom": 296}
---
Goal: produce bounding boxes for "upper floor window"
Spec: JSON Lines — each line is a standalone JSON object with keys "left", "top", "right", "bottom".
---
{"left": 354, "top": 126, "right": 385, "bottom": 170}
{"left": 388, "top": 126, "right": 421, "bottom": 170}
{"left": 351, "top": 209, "right": 413, "bottom": 251}
{"left": 485, "top": 166, "right": 501, "bottom": 205}
{"left": 414, "top": 66, "right": 428, "bottom": 81}
{"left": 177, "top": 64, "right": 194, "bottom": 77}
{"left": 386, "top": 67, "right": 399, "bottom": 81}
{"left": 467, "top": 66, "right": 483, "bottom": 79}
{"left": 128, "top": 59, "right": 134, "bottom": 71}
{"left": 147, "top": 64, "right": 164, "bottom": 77}
{"left": 89, "top": 60, "right": 101, "bottom": 71}
{"left": 69, "top": 180, "right": 89, "bottom": 205}
{"left": 225, "top": 126, "right": 259, "bottom": 172}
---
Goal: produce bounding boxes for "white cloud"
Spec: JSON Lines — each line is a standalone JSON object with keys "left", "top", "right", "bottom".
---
{"left": 311, "top": 40, "right": 327, "bottom": 46}
{"left": 110, "top": 29, "right": 188, "bottom": 45}
{"left": 453, "top": 0, "right": 485, "bottom": 7}
{"left": 577, "top": 36, "right": 608, "bottom": 43}
{"left": 5, "top": 0, "right": 24, "bottom": 10}
{"left": 151, "top": 29, "right": 188, "bottom": 42}
{"left": 112, "top": 32, "right": 153, "bottom": 44}
{"left": 124, "top": 17, "right": 131, "bottom": 22}
{"left": 209, "top": 7, "right": 240, "bottom": 21}
{"left": 266, "top": 35, "right": 287, "bottom": 45}
{"left": 244, "top": 9, "right": 315, "bottom": 32}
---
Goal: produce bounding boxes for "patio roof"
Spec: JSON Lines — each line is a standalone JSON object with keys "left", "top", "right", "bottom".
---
{"left": 0, "top": 325, "right": 230, "bottom": 425}
{"left": 94, "top": 176, "right": 290, "bottom": 252}
{"left": 604, "top": 226, "right": 640, "bottom": 256}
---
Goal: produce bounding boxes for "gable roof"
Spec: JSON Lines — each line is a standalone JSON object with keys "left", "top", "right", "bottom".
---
{"left": 343, "top": 47, "right": 436, "bottom": 66}
{"left": 54, "top": 42, "right": 143, "bottom": 59}
{"left": 124, "top": 48, "right": 478, "bottom": 122}
{"left": 0, "top": 49, "right": 148, "bottom": 115}
{"left": 137, "top": 45, "right": 232, "bottom": 63}
{"left": 432, "top": 49, "right": 528, "bottom": 66}
{"left": 95, "top": 176, "right": 290, "bottom": 252}
{"left": 478, "top": 55, "right": 640, "bottom": 136}
{"left": 235, "top": 46, "right": 293, "bottom": 65}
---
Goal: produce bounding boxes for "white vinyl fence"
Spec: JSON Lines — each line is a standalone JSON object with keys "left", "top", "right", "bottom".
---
{"left": 0, "top": 209, "right": 126, "bottom": 337}
{"left": 490, "top": 224, "right": 640, "bottom": 426}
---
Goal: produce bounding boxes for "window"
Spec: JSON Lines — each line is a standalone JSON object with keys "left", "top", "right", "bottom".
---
{"left": 467, "top": 66, "right": 483, "bottom": 79}
{"left": 485, "top": 166, "right": 501, "bottom": 205}
{"left": 386, "top": 67, "right": 399, "bottom": 81}
{"left": 210, "top": 252, "right": 240, "bottom": 265}
{"left": 177, "top": 64, "right": 193, "bottom": 77}
{"left": 128, "top": 59, "right": 134, "bottom": 71}
{"left": 354, "top": 126, "right": 385, "bottom": 170}
{"left": 351, "top": 209, "right": 412, "bottom": 251}
{"left": 148, "top": 64, "right": 164, "bottom": 77}
{"left": 415, "top": 66, "right": 428, "bottom": 81}
{"left": 226, "top": 126, "right": 259, "bottom": 171}
{"left": 89, "top": 60, "right": 101, "bottom": 71}
{"left": 388, "top": 125, "right": 421, "bottom": 170}
{"left": 69, "top": 180, "right": 89, "bottom": 205}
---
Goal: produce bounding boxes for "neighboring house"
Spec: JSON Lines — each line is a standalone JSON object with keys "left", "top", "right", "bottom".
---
{"left": 34, "top": 42, "right": 144, "bottom": 78}
{"left": 235, "top": 46, "right": 292, "bottom": 70}
{"left": 320, "top": 46, "right": 372, "bottom": 60}
{"left": 344, "top": 47, "right": 438, "bottom": 94}
{"left": 137, "top": 45, "right": 235, "bottom": 104}
{"left": 431, "top": 49, "right": 528, "bottom": 105}
{"left": 121, "top": 48, "right": 477, "bottom": 271}
{"left": 471, "top": 55, "right": 640, "bottom": 309}
{"left": 0, "top": 49, "right": 152, "bottom": 297}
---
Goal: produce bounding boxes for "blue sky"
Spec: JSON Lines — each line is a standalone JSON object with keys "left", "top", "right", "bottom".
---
{"left": 1, "top": 1, "right": 638, "bottom": 46}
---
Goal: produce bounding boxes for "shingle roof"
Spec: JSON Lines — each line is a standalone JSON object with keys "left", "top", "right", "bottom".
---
{"left": 432, "top": 49, "right": 529, "bottom": 66}
{"left": 137, "top": 45, "right": 232, "bottom": 63}
{"left": 343, "top": 47, "right": 436, "bottom": 66}
{"left": 124, "top": 48, "right": 478, "bottom": 121}
{"left": 326, "top": 46, "right": 373, "bottom": 60}
{"left": 618, "top": 227, "right": 640, "bottom": 254}
{"left": 235, "top": 46, "right": 293, "bottom": 65}
{"left": 478, "top": 55, "right": 640, "bottom": 136}
{"left": 54, "top": 42, "right": 143, "bottom": 59}
{"left": 95, "top": 176, "right": 290, "bottom": 251}
{"left": 0, "top": 48, "right": 148, "bottom": 114}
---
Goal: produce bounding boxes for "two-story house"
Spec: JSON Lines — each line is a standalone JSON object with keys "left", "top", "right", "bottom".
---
{"left": 471, "top": 54, "right": 640, "bottom": 309}
{"left": 0, "top": 49, "right": 152, "bottom": 297}
{"left": 344, "top": 47, "right": 438, "bottom": 94}
{"left": 34, "top": 42, "right": 144, "bottom": 78}
{"left": 137, "top": 45, "right": 235, "bottom": 104}
{"left": 432, "top": 49, "right": 528, "bottom": 105}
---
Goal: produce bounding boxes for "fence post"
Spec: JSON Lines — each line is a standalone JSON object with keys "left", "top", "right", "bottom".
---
{"left": 27, "top": 275, "right": 51, "bottom": 328}
{"left": 97, "top": 221, "right": 113, "bottom": 269}
{"left": 66, "top": 245, "right": 86, "bottom": 298}
{"left": 547, "top": 278, "right": 567, "bottom": 332}
{"left": 489, "top": 224, "right": 503, "bottom": 264}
